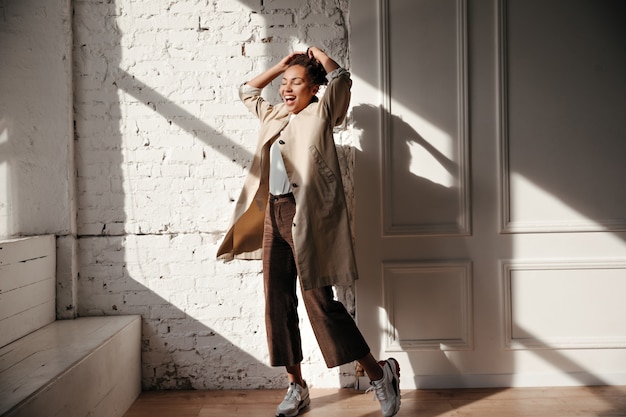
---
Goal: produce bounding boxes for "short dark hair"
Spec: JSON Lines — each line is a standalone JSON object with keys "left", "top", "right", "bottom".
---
{"left": 288, "top": 54, "right": 328, "bottom": 86}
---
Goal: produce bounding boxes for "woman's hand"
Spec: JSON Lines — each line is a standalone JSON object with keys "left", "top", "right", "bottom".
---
{"left": 306, "top": 46, "right": 339, "bottom": 73}
{"left": 275, "top": 51, "right": 304, "bottom": 73}
{"left": 306, "top": 47, "right": 326, "bottom": 62}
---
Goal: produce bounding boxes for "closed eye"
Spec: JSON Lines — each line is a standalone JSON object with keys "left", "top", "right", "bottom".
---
{"left": 282, "top": 77, "right": 306, "bottom": 85}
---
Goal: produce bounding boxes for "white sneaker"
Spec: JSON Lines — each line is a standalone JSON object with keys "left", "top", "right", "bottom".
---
{"left": 366, "top": 358, "right": 401, "bottom": 417}
{"left": 276, "top": 382, "right": 310, "bottom": 417}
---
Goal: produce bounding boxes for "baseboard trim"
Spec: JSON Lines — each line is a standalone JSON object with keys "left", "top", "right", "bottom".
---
{"left": 409, "top": 372, "right": 626, "bottom": 389}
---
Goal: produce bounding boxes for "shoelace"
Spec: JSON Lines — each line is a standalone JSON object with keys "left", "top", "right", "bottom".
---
{"left": 365, "top": 380, "right": 387, "bottom": 402}
{"left": 284, "top": 385, "right": 302, "bottom": 402}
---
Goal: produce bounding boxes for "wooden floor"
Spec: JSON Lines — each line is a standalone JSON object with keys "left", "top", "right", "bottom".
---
{"left": 123, "top": 386, "right": 626, "bottom": 417}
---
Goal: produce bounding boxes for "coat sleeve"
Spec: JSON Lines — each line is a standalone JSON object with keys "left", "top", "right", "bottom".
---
{"left": 239, "top": 83, "right": 277, "bottom": 122}
{"left": 216, "top": 83, "right": 272, "bottom": 261}
{"left": 319, "top": 69, "right": 352, "bottom": 127}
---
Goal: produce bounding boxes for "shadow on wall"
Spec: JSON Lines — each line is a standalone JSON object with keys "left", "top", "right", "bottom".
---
{"left": 350, "top": 102, "right": 626, "bottom": 416}
{"left": 79, "top": 235, "right": 280, "bottom": 390}
{"left": 352, "top": 102, "right": 477, "bottom": 389}
{"left": 352, "top": 104, "right": 461, "bottom": 229}
{"left": 349, "top": 0, "right": 626, "bottom": 396}
{"left": 73, "top": 0, "right": 356, "bottom": 390}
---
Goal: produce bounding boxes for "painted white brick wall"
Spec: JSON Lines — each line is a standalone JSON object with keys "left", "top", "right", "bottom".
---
{"left": 74, "top": 0, "right": 357, "bottom": 389}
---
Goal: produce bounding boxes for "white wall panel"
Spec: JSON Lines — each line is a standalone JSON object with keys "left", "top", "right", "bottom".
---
{"left": 499, "top": 0, "right": 626, "bottom": 233}
{"left": 383, "top": 261, "right": 473, "bottom": 351}
{"left": 383, "top": 0, "right": 470, "bottom": 236}
{"left": 503, "top": 260, "right": 626, "bottom": 349}
{"left": 0, "top": 236, "right": 56, "bottom": 348}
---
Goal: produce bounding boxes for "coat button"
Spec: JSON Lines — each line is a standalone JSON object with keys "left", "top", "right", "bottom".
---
{"left": 279, "top": 140, "right": 285, "bottom": 145}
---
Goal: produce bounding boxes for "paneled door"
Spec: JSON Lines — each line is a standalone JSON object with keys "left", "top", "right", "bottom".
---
{"left": 350, "top": 0, "right": 626, "bottom": 388}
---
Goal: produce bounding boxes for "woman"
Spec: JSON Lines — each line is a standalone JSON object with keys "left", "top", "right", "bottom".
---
{"left": 217, "top": 47, "right": 401, "bottom": 417}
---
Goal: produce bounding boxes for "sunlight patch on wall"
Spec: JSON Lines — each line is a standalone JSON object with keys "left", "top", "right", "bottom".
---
{"left": 510, "top": 173, "right": 596, "bottom": 228}
{"left": 407, "top": 141, "right": 455, "bottom": 188}
{"left": 0, "top": 168, "right": 8, "bottom": 235}
{"left": 0, "top": 127, "right": 9, "bottom": 235}
{"left": 350, "top": 74, "right": 383, "bottom": 153}
{"left": 393, "top": 99, "right": 455, "bottom": 188}
{"left": 392, "top": 99, "right": 453, "bottom": 157}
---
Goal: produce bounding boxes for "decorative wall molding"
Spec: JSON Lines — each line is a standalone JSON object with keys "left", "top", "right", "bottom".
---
{"left": 502, "top": 259, "right": 626, "bottom": 350}
{"left": 497, "top": 0, "right": 626, "bottom": 234}
{"left": 382, "top": 260, "right": 473, "bottom": 351}
{"left": 379, "top": 0, "right": 471, "bottom": 237}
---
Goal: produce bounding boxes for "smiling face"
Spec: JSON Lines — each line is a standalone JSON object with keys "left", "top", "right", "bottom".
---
{"left": 280, "top": 64, "right": 319, "bottom": 114}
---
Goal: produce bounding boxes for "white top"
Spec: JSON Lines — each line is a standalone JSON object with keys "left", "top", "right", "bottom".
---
{"left": 269, "top": 128, "right": 292, "bottom": 196}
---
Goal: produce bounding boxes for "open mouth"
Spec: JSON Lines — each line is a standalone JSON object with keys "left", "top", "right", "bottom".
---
{"left": 284, "top": 95, "right": 296, "bottom": 104}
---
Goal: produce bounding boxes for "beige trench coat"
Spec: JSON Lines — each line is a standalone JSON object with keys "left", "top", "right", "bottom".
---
{"left": 216, "top": 70, "right": 358, "bottom": 290}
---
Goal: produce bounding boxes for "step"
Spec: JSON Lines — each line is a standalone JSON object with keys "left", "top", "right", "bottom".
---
{"left": 0, "top": 315, "right": 141, "bottom": 417}
{"left": 0, "top": 235, "right": 56, "bottom": 348}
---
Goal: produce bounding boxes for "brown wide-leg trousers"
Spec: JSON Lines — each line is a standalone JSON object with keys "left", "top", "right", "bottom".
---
{"left": 263, "top": 193, "right": 371, "bottom": 368}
